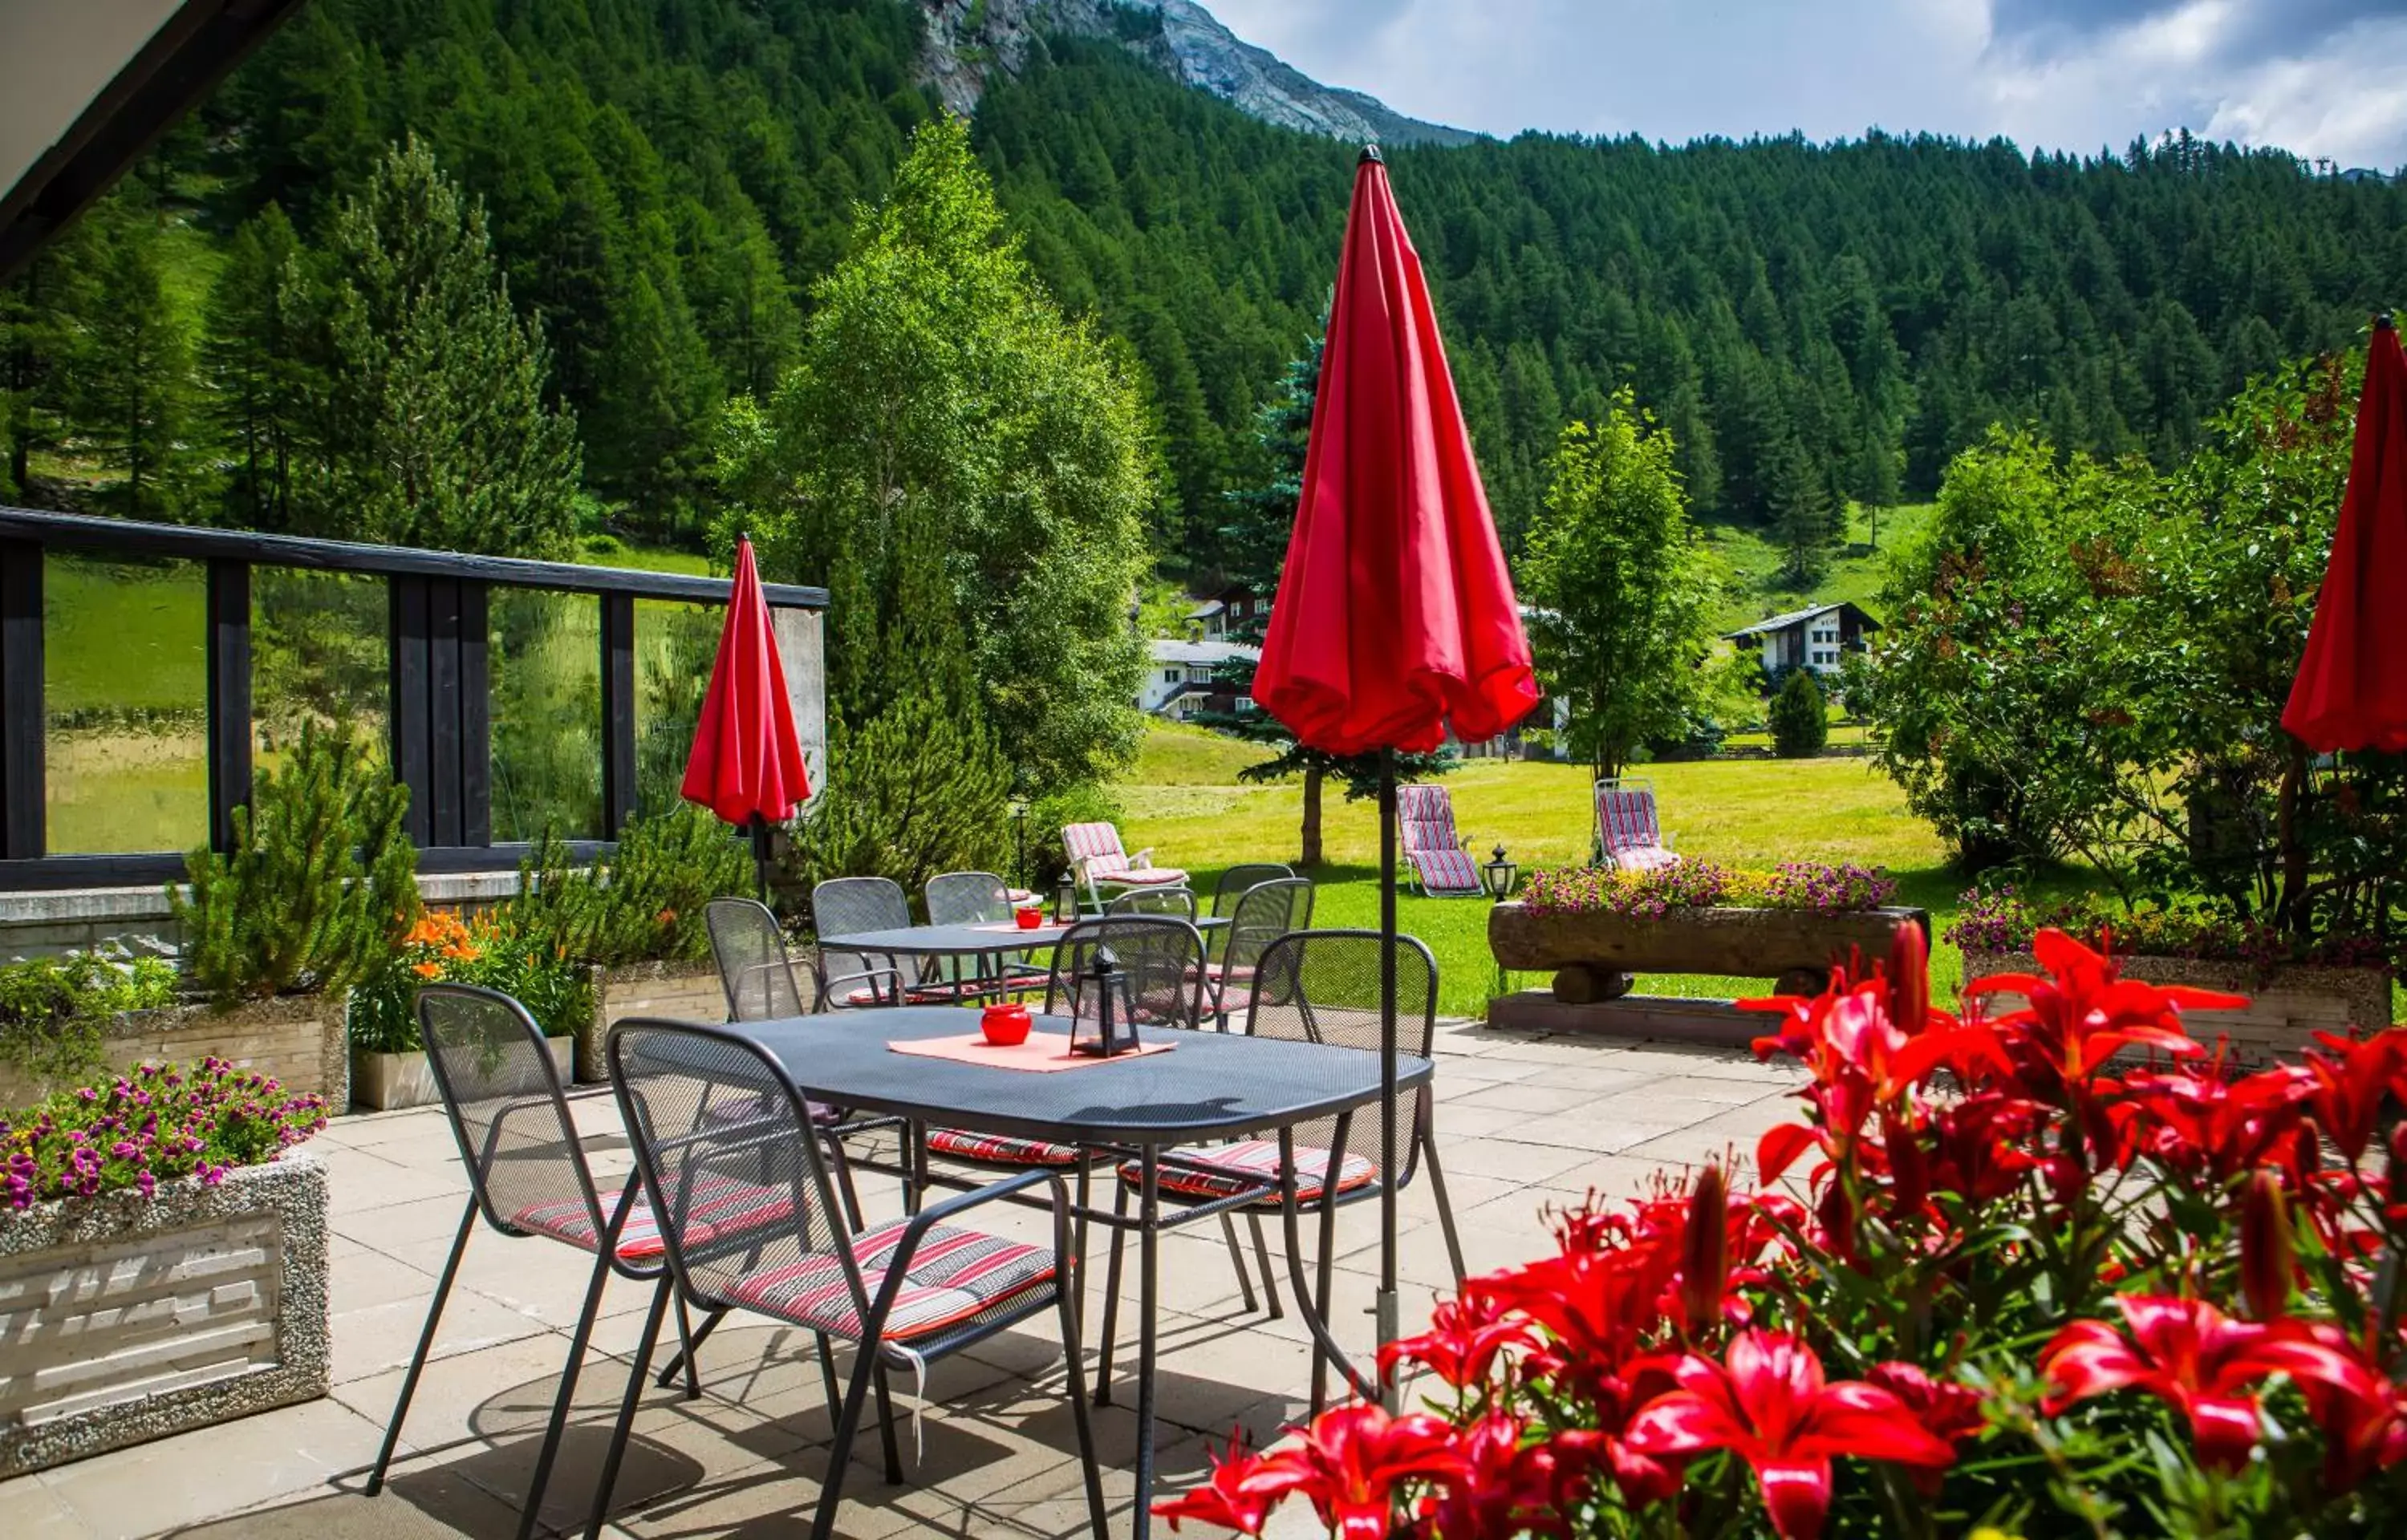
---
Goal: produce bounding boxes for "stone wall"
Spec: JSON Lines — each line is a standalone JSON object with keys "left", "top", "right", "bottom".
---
{"left": 578, "top": 961, "right": 728, "bottom": 1083}
{"left": 0, "top": 994, "right": 348, "bottom": 1112}
{"left": 0, "top": 1154, "right": 328, "bottom": 1477}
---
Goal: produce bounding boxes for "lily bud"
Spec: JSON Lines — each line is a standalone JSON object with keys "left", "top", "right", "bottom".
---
{"left": 1681, "top": 1164, "right": 1730, "bottom": 1331}
{"left": 2240, "top": 1171, "right": 2293, "bottom": 1322}
{"left": 1888, "top": 921, "right": 1930, "bottom": 1036}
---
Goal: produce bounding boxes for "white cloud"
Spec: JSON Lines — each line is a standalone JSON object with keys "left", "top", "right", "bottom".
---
{"left": 1197, "top": 0, "right": 2407, "bottom": 167}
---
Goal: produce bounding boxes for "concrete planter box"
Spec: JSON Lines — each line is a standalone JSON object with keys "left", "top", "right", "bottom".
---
{"left": 575, "top": 961, "right": 725, "bottom": 1084}
{"left": 1491, "top": 901, "right": 1928, "bottom": 1003}
{"left": 0, "top": 993, "right": 348, "bottom": 1114}
{"left": 0, "top": 1153, "right": 329, "bottom": 1477}
{"left": 351, "top": 1035, "right": 573, "bottom": 1111}
{"left": 1960, "top": 949, "right": 2393, "bottom": 1064}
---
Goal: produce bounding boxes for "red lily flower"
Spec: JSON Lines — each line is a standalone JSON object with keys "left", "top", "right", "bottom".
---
{"left": 1678, "top": 1165, "right": 1730, "bottom": 1334}
{"left": 1244, "top": 1404, "right": 1467, "bottom": 1540}
{"left": 1410, "top": 1413, "right": 1587, "bottom": 1540}
{"left": 2303, "top": 1030, "right": 2407, "bottom": 1165}
{"left": 2288, "top": 1324, "right": 2407, "bottom": 1491}
{"left": 1378, "top": 1284, "right": 1532, "bottom": 1390}
{"left": 1624, "top": 1331, "right": 1956, "bottom": 1540}
{"left": 2239, "top": 1170, "right": 2295, "bottom": 1323}
{"left": 1965, "top": 928, "right": 2234, "bottom": 1097}
{"left": 2107, "top": 1064, "right": 2312, "bottom": 1185}
{"left": 1865, "top": 1362, "right": 1987, "bottom": 1496}
{"left": 1154, "top": 1434, "right": 1281, "bottom": 1535}
{"left": 2039, "top": 1295, "right": 2354, "bottom": 1472}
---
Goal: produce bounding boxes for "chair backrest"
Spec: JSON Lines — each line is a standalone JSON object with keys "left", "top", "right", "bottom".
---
{"left": 607, "top": 1018, "right": 863, "bottom": 1327}
{"left": 1062, "top": 821, "right": 1130, "bottom": 879}
{"left": 1106, "top": 886, "right": 1197, "bottom": 921}
{"left": 1396, "top": 783, "right": 1459, "bottom": 857}
{"left": 813, "top": 876, "right": 920, "bottom": 991}
{"left": 1595, "top": 779, "right": 1662, "bottom": 853}
{"left": 415, "top": 983, "right": 603, "bottom": 1242}
{"left": 927, "top": 870, "right": 1014, "bottom": 927}
{"left": 1210, "top": 863, "right": 1296, "bottom": 919}
{"left": 1222, "top": 876, "right": 1313, "bottom": 978}
{"left": 1244, "top": 930, "right": 1440, "bottom": 1187}
{"left": 1045, "top": 915, "right": 1207, "bottom": 1032}
{"left": 707, "top": 897, "right": 810, "bottom": 1020}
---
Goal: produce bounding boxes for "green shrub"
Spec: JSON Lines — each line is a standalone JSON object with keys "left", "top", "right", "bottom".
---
{"left": 347, "top": 908, "right": 593, "bottom": 1054}
{"left": 0, "top": 947, "right": 179, "bottom": 1083}
{"left": 1768, "top": 669, "right": 1829, "bottom": 758}
{"left": 169, "top": 719, "right": 418, "bottom": 1003}
{"left": 513, "top": 804, "right": 753, "bottom": 968}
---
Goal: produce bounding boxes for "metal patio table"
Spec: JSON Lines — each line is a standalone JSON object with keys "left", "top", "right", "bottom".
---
{"left": 715, "top": 1005, "right": 1432, "bottom": 1538}
{"left": 833, "top": 918, "right": 1226, "bottom": 1004}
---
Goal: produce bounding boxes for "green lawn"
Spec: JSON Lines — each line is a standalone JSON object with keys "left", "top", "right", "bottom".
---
{"left": 1703, "top": 502, "right": 1933, "bottom": 633}
{"left": 1118, "top": 721, "right": 2023, "bottom": 1019}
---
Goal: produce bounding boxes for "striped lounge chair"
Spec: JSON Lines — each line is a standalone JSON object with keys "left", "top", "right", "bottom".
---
{"left": 1063, "top": 821, "right": 1188, "bottom": 910}
{"left": 1595, "top": 778, "right": 1680, "bottom": 871}
{"left": 1397, "top": 783, "right": 1482, "bottom": 897}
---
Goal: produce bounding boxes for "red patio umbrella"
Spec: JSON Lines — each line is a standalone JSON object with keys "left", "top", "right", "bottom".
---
{"left": 2284, "top": 314, "right": 2407, "bottom": 753}
{"left": 682, "top": 535, "right": 811, "bottom": 896}
{"left": 1252, "top": 146, "right": 1540, "bottom": 1400}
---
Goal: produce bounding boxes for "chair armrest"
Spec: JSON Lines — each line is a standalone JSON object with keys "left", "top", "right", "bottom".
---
{"left": 817, "top": 964, "right": 906, "bottom": 1010}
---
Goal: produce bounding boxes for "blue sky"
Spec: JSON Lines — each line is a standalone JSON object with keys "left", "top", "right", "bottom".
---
{"left": 1203, "top": 0, "right": 2407, "bottom": 168}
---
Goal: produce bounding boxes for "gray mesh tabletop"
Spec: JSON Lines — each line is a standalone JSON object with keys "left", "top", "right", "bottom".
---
{"left": 835, "top": 919, "right": 1224, "bottom": 954}
{"left": 720, "top": 1006, "right": 1431, "bottom": 1146}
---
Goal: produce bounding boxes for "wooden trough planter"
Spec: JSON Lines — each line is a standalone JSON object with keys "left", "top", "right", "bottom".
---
{"left": 575, "top": 961, "right": 726, "bottom": 1084}
{"left": 0, "top": 1154, "right": 329, "bottom": 1477}
{"left": 0, "top": 994, "right": 349, "bottom": 1115}
{"left": 1490, "top": 902, "right": 1930, "bottom": 1003}
{"left": 1959, "top": 949, "right": 2394, "bottom": 1064}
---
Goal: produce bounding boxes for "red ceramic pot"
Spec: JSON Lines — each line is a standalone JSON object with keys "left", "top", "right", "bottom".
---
{"left": 1013, "top": 906, "right": 1044, "bottom": 930}
{"left": 980, "top": 1003, "right": 1033, "bottom": 1046}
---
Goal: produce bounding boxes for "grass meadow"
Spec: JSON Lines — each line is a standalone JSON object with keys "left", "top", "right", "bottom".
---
{"left": 1116, "top": 720, "right": 2008, "bottom": 1020}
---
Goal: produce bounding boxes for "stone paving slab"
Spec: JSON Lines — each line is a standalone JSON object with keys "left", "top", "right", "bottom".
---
{"left": 0, "top": 1021, "right": 1800, "bottom": 1538}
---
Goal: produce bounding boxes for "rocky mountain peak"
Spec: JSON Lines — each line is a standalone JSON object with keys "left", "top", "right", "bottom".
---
{"left": 918, "top": 0, "right": 1475, "bottom": 148}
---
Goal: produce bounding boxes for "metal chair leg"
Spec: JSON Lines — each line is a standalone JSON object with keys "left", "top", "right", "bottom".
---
{"left": 810, "top": 1329, "right": 886, "bottom": 1540}
{"left": 1053, "top": 1200, "right": 1109, "bottom": 1540}
{"left": 813, "top": 1330, "right": 843, "bottom": 1424}
{"left": 514, "top": 1243, "right": 615, "bottom": 1540}
{"left": 1218, "top": 1213, "right": 1259, "bottom": 1313}
{"left": 828, "top": 1132, "right": 867, "bottom": 1229}
{"left": 655, "top": 1305, "right": 725, "bottom": 1392}
{"left": 581, "top": 1275, "right": 672, "bottom": 1540}
{"left": 1246, "top": 1212, "right": 1285, "bottom": 1320}
{"left": 367, "top": 1199, "right": 475, "bottom": 1495}
{"left": 1422, "top": 1133, "right": 1468, "bottom": 1287}
{"left": 1094, "top": 1177, "right": 1131, "bottom": 1405}
{"left": 871, "top": 1360, "right": 904, "bottom": 1485}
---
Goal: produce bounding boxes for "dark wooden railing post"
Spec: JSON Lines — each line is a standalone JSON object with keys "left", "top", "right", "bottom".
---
{"left": 600, "top": 592, "right": 638, "bottom": 838}
{"left": 388, "top": 574, "right": 432, "bottom": 849}
{"left": 0, "top": 539, "right": 42, "bottom": 861}
{"left": 389, "top": 573, "right": 491, "bottom": 851}
{"left": 205, "top": 558, "right": 251, "bottom": 853}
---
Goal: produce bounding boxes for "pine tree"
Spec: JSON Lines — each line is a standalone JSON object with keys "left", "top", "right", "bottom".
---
{"left": 201, "top": 205, "right": 318, "bottom": 531}
{"left": 69, "top": 205, "right": 194, "bottom": 518}
{"left": 1769, "top": 667, "right": 1829, "bottom": 758}
{"left": 0, "top": 234, "right": 86, "bottom": 499}
{"left": 1769, "top": 436, "right": 1843, "bottom": 584}
{"left": 315, "top": 137, "right": 582, "bottom": 554}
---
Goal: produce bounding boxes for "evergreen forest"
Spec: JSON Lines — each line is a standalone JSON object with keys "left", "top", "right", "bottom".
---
{"left": 7, "top": 0, "right": 2407, "bottom": 582}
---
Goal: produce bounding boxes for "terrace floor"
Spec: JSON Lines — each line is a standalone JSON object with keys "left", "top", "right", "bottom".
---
{"left": 0, "top": 1019, "right": 1804, "bottom": 1540}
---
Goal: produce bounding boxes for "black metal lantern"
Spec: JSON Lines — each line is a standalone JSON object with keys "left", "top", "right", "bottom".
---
{"left": 1069, "top": 946, "right": 1141, "bottom": 1058}
{"left": 1484, "top": 842, "right": 1518, "bottom": 901}
{"left": 1054, "top": 870, "right": 1080, "bottom": 924}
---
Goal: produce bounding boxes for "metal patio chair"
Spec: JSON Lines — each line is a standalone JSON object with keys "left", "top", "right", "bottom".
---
{"left": 366, "top": 985, "right": 719, "bottom": 1540}
{"left": 587, "top": 1018, "right": 1105, "bottom": 1540}
{"left": 1209, "top": 863, "right": 1296, "bottom": 920}
{"left": 1097, "top": 928, "right": 1468, "bottom": 1412}
{"left": 1061, "top": 821, "right": 1188, "bottom": 910}
{"left": 1595, "top": 777, "right": 1680, "bottom": 872}
{"left": 925, "top": 869, "right": 1048, "bottom": 998}
{"left": 1202, "top": 875, "right": 1313, "bottom": 1029}
{"left": 1105, "top": 885, "right": 1199, "bottom": 921}
{"left": 810, "top": 876, "right": 948, "bottom": 1006}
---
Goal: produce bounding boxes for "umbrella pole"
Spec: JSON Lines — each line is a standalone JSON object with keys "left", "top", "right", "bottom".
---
{"left": 749, "top": 813, "right": 772, "bottom": 906}
{"left": 1377, "top": 748, "right": 1400, "bottom": 1412}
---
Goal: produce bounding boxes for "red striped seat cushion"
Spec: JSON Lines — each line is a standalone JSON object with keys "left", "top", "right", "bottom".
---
{"left": 511, "top": 1172, "right": 794, "bottom": 1262}
{"left": 1610, "top": 845, "right": 1682, "bottom": 873}
{"left": 1121, "top": 1140, "right": 1377, "bottom": 1206}
{"left": 724, "top": 1218, "right": 1056, "bottom": 1341}
{"left": 926, "top": 1127, "right": 1086, "bottom": 1167}
{"left": 1100, "top": 866, "right": 1188, "bottom": 888}
{"left": 1411, "top": 849, "right": 1482, "bottom": 893}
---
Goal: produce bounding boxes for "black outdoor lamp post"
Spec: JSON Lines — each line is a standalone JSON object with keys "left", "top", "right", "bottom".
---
{"left": 1483, "top": 842, "right": 1518, "bottom": 902}
{"left": 1009, "top": 796, "right": 1030, "bottom": 891}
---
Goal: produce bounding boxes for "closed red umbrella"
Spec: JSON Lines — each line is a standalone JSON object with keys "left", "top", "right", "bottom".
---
{"left": 683, "top": 536, "right": 810, "bottom": 894}
{"left": 1253, "top": 148, "right": 1539, "bottom": 1403}
{"left": 2284, "top": 315, "right": 2407, "bottom": 753}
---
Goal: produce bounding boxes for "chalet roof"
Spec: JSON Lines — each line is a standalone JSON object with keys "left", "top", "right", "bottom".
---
{"left": 1722, "top": 601, "right": 1880, "bottom": 642}
{"left": 1151, "top": 638, "right": 1258, "bottom": 667}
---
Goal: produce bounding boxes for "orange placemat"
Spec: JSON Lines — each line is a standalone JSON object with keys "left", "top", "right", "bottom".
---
{"left": 887, "top": 1030, "right": 1175, "bottom": 1073}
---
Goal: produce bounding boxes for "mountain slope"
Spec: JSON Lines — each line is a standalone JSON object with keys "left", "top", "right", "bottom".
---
{"left": 920, "top": 0, "right": 1475, "bottom": 147}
